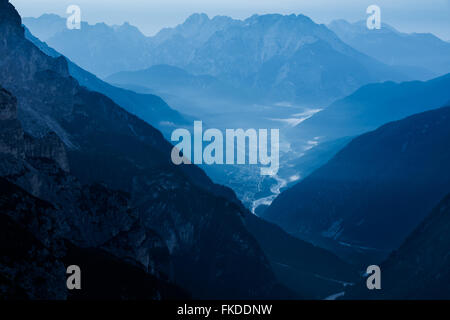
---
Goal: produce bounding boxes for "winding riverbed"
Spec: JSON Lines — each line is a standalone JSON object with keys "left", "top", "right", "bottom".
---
{"left": 251, "top": 174, "right": 288, "bottom": 214}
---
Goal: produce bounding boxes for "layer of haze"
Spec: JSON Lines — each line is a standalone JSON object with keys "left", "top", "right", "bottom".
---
{"left": 11, "top": 0, "right": 450, "bottom": 40}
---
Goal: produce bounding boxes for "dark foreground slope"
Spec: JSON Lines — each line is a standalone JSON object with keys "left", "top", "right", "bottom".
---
{"left": 0, "top": 178, "right": 188, "bottom": 300}
{"left": 265, "top": 105, "right": 450, "bottom": 263}
{"left": 346, "top": 194, "right": 450, "bottom": 300}
{"left": 244, "top": 214, "right": 358, "bottom": 299}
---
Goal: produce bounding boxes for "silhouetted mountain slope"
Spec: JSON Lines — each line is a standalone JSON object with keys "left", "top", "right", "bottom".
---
{"left": 244, "top": 213, "right": 358, "bottom": 299}
{"left": 24, "top": 13, "right": 407, "bottom": 104}
{"left": 329, "top": 20, "right": 450, "bottom": 80}
{"left": 346, "top": 194, "right": 450, "bottom": 299}
{"left": 265, "top": 105, "right": 450, "bottom": 262}
{"left": 296, "top": 73, "right": 450, "bottom": 144}
{"left": 63, "top": 241, "right": 190, "bottom": 300}
{"left": 24, "top": 28, "right": 188, "bottom": 138}
{"left": 105, "top": 64, "right": 251, "bottom": 104}
{"left": 0, "top": 86, "right": 181, "bottom": 298}
{"left": 0, "top": 179, "right": 188, "bottom": 300}
{"left": 107, "top": 64, "right": 218, "bottom": 89}
{"left": 150, "top": 13, "right": 241, "bottom": 59}
{"left": 25, "top": 15, "right": 152, "bottom": 78}
{"left": 0, "top": 179, "right": 66, "bottom": 300}
{"left": 0, "top": 0, "right": 289, "bottom": 299}
{"left": 22, "top": 14, "right": 66, "bottom": 42}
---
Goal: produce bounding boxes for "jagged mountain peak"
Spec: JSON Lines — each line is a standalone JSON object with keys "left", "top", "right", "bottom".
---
{"left": 185, "top": 12, "right": 210, "bottom": 24}
{"left": 329, "top": 19, "right": 404, "bottom": 36}
{"left": 111, "top": 21, "right": 147, "bottom": 38}
{"left": 36, "top": 13, "right": 61, "bottom": 19}
{"left": 23, "top": 8, "right": 407, "bottom": 103}
{"left": 245, "top": 12, "right": 315, "bottom": 24}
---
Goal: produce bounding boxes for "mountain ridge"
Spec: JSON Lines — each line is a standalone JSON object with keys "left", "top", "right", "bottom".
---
{"left": 265, "top": 104, "right": 450, "bottom": 264}
{"left": 23, "top": 27, "right": 189, "bottom": 138}
{"left": 293, "top": 72, "right": 450, "bottom": 144}
{"left": 24, "top": 12, "right": 408, "bottom": 104}
{"left": 328, "top": 19, "right": 450, "bottom": 79}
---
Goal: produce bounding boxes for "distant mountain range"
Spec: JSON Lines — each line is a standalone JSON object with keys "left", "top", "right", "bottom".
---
{"left": 23, "top": 28, "right": 188, "bottom": 138}
{"left": 1, "top": 0, "right": 358, "bottom": 299}
{"left": 24, "top": 13, "right": 408, "bottom": 105}
{"left": 328, "top": 20, "right": 450, "bottom": 80}
{"left": 294, "top": 73, "right": 450, "bottom": 144}
{"left": 105, "top": 64, "right": 253, "bottom": 109}
{"left": 264, "top": 105, "right": 450, "bottom": 265}
{"left": 23, "top": 14, "right": 152, "bottom": 78}
{"left": 285, "top": 72, "right": 450, "bottom": 196}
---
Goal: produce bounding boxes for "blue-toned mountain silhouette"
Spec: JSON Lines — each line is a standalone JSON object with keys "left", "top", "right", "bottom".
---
{"left": 329, "top": 19, "right": 450, "bottom": 80}
{"left": 265, "top": 105, "right": 450, "bottom": 264}
{"left": 23, "top": 14, "right": 152, "bottom": 78}
{"left": 285, "top": 73, "right": 450, "bottom": 196}
{"left": 24, "top": 13, "right": 407, "bottom": 105}
{"left": 295, "top": 73, "right": 450, "bottom": 144}
{"left": 23, "top": 28, "right": 188, "bottom": 138}
{"left": 105, "top": 64, "right": 253, "bottom": 108}
{"left": 346, "top": 193, "right": 450, "bottom": 299}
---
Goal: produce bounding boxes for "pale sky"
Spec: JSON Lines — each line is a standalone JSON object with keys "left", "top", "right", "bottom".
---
{"left": 10, "top": 0, "right": 450, "bottom": 40}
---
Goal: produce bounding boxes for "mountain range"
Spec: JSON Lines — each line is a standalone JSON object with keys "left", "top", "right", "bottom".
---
{"left": 264, "top": 104, "right": 450, "bottom": 265}
{"left": 23, "top": 27, "right": 188, "bottom": 138}
{"left": 328, "top": 19, "right": 450, "bottom": 80}
{"left": 24, "top": 13, "right": 408, "bottom": 105}
{"left": 1, "top": 0, "right": 357, "bottom": 299}
{"left": 279, "top": 72, "right": 450, "bottom": 217}
{"left": 23, "top": 14, "right": 152, "bottom": 78}
{"left": 105, "top": 64, "right": 252, "bottom": 106}
{"left": 292, "top": 73, "right": 450, "bottom": 145}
